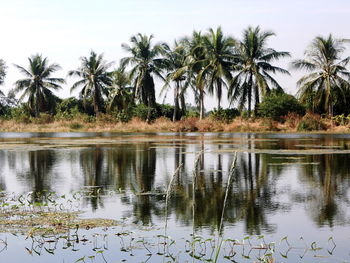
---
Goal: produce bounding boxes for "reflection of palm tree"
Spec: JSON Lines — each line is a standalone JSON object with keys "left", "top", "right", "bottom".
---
{"left": 79, "top": 147, "right": 105, "bottom": 210}
{"left": 298, "top": 154, "right": 350, "bottom": 227}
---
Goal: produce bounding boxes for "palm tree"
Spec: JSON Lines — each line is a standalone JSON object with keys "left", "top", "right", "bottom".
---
{"left": 201, "top": 27, "right": 236, "bottom": 109}
{"left": 183, "top": 31, "right": 207, "bottom": 119}
{"left": 162, "top": 41, "right": 189, "bottom": 121}
{"left": 14, "top": 54, "right": 64, "bottom": 117}
{"left": 108, "top": 67, "right": 133, "bottom": 112}
{"left": 229, "top": 26, "right": 290, "bottom": 117}
{"left": 69, "top": 51, "right": 113, "bottom": 117}
{"left": 291, "top": 34, "right": 350, "bottom": 116}
{"left": 121, "top": 33, "right": 167, "bottom": 121}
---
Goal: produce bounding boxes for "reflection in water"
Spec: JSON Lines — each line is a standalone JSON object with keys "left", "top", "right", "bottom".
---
{"left": 0, "top": 134, "right": 350, "bottom": 234}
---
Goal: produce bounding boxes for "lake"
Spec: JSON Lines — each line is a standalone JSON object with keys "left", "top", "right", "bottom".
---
{"left": 0, "top": 132, "right": 349, "bottom": 263}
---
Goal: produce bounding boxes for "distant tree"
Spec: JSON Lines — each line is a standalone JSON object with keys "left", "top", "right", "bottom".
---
{"left": 0, "top": 59, "right": 6, "bottom": 94}
{"left": 14, "top": 54, "right": 64, "bottom": 117}
{"left": 108, "top": 67, "right": 133, "bottom": 112}
{"left": 69, "top": 51, "right": 113, "bottom": 117}
{"left": 229, "top": 26, "right": 290, "bottom": 117}
{"left": 292, "top": 34, "right": 350, "bottom": 116}
{"left": 121, "top": 34, "right": 167, "bottom": 121}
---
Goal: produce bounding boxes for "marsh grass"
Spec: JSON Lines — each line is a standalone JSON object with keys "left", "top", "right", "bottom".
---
{"left": 0, "top": 115, "right": 349, "bottom": 133}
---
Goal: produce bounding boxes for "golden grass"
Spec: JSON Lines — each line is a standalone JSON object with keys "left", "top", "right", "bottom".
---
{"left": 0, "top": 116, "right": 349, "bottom": 133}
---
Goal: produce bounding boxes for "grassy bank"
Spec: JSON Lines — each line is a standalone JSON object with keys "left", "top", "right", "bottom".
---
{"left": 0, "top": 115, "right": 349, "bottom": 133}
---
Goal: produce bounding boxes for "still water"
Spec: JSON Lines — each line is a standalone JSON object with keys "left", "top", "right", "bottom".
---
{"left": 0, "top": 132, "right": 350, "bottom": 263}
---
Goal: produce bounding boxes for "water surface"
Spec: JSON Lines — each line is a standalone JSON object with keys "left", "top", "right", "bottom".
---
{"left": 0, "top": 132, "right": 349, "bottom": 263}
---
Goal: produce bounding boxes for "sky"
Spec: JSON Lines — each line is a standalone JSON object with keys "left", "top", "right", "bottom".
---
{"left": 0, "top": 0, "right": 350, "bottom": 109}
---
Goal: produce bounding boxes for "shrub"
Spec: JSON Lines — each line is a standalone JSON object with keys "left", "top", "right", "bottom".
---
{"left": 110, "top": 109, "right": 132, "bottom": 123}
{"left": 258, "top": 92, "right": 305, "bottom": 121}
{"left": 156, "top": 103, "right": 174, "bottom": 119}
{"left": 6, "top": 105, "right": 31, "bottom": 123}
{"left": 297, "top": 112, "right": 326, "bottom": 131}
{"left": 132, "top": 104, "right": 158, "bottom": 121}
{"left": 209, "top": 108, "right": 240, "bottom": 123}
{"left": 55, "top": 97, "right": 95, "bottom": 120}
{"left": 69, "top": 122, "right": 83, "bottom": 130}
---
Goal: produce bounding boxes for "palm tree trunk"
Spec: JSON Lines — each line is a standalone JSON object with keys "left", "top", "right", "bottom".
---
{"left": 199, "top": 88, "right": 204, "bottom": 120}
{"left": 254, "top": 84, "right": 259, "bottom": 117}
{"left": 93, "top": 90, "right": 100, "bottom": 117}
{"left": 217, "top": 80, "right": 222, "bottom": 110}
{"left": 248, "top": 75, "right": 252, "bottom": 118}
{"left": 180, "top": 91, "right": 186, "bottom": 116}
{"left": 173, "top": 81, "right": 180, "bottom": 122}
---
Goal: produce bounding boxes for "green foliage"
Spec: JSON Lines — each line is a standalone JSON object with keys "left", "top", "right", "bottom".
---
{"left": 6, "top": 104, "right": 32, "bottom": 123}
{"left": 209, "top": 108, "right": 239, "bottom": 123}
{"left": 55, "top": 97, "right": 94, "bottom": 121}
{"left": 130, "top": 103, "right": 174, "bottom": 121}
{"left": 113, "top": 110, "right": 132, "bottom": 123}
{"left": 258, "top": 92, "right": 305, "bottom": 121}
{"left": 156, "top": 103, "right": 174, "bottom": 119}
{"left": 297, "top": 113, "right": 326, "bottom": 131}
{"left": 132, "top": 104, "right": 158, "bottom": 121}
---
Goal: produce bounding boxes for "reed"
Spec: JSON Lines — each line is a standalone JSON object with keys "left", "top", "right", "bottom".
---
{"left": 214, "top": 152, "right": 237, "bottom": 263}
{"left": 163, "top": 163, "right": 183, "bottom": 261}
{"left": 191, "top": 150, "right": 204, "bottom": 261}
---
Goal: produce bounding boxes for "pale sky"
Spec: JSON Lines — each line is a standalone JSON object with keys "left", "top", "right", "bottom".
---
{"left": 1, "top": 0, "right": 350, "bottom": 109}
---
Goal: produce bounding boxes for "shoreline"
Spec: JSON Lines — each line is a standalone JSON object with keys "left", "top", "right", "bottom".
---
{"left": 1, "top": 117, "right": 349, "bottom": 134}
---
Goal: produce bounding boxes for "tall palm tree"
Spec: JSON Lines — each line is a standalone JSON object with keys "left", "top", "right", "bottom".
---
{"left": 162, "top": 41, "right": 189, "bottom": 121}
{"left": 182, "top": 31, "right": 207, "bottom": 119}
{"left": 229, "top": 26, "right": 290, "bottom": 117}
{"left": 108, "top": 67, "right": 133, "bottom": 112}
{"left": 121, "top": 33, "right": 167, "bottom": 121}
{"left": 14, "top": 54, "right": 64, "bottom": 117}
{"left": 69, "top": 51, "right": 113, "bottom": 117}
{"left": 201, "top": 27, "right": 236, "bottom": 109}
{"left": 291, "top": 34, "right": 350, "bottom": 116}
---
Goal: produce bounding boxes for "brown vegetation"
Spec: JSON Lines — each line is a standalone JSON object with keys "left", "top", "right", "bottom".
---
{"left": 1, "top": 114, "right": 350, "bottom": 133}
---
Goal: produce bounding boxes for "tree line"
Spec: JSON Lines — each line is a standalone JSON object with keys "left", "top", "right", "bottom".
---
{"left": 0, "top": 26, "right": 350, "bottom": 123}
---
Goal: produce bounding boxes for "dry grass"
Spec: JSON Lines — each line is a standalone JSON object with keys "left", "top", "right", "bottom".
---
{"left": 0, "top": 116, "right": 349, "bottom": 133}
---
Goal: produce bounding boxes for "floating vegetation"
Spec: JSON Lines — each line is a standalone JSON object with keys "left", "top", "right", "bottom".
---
{"left": 0, "top": 191, "right": 119, "bottom": 235}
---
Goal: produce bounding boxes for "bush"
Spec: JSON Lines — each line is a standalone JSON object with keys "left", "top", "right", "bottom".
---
{"left": 69, "top": 122, "right": 83, "bottom": 130}
{"left": 156, "top": 103, "right": 174, "bottom": 119}
{"left": 258, "top": 92, "right": 305, "bottom": 121}
{"left": 132, "top": 104, "right": 158, "bottom": 121}
{"left": 297, "top": 113, "right": 326, "bottom": 131}
{"left": 6, "top": 105, "right": 31, "bottom": 123}
{"left": 209, "top": 108, "right": 240, "bottom": 123}
{"left": 55, "top": 97, "right": 95, "bottom": 120}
